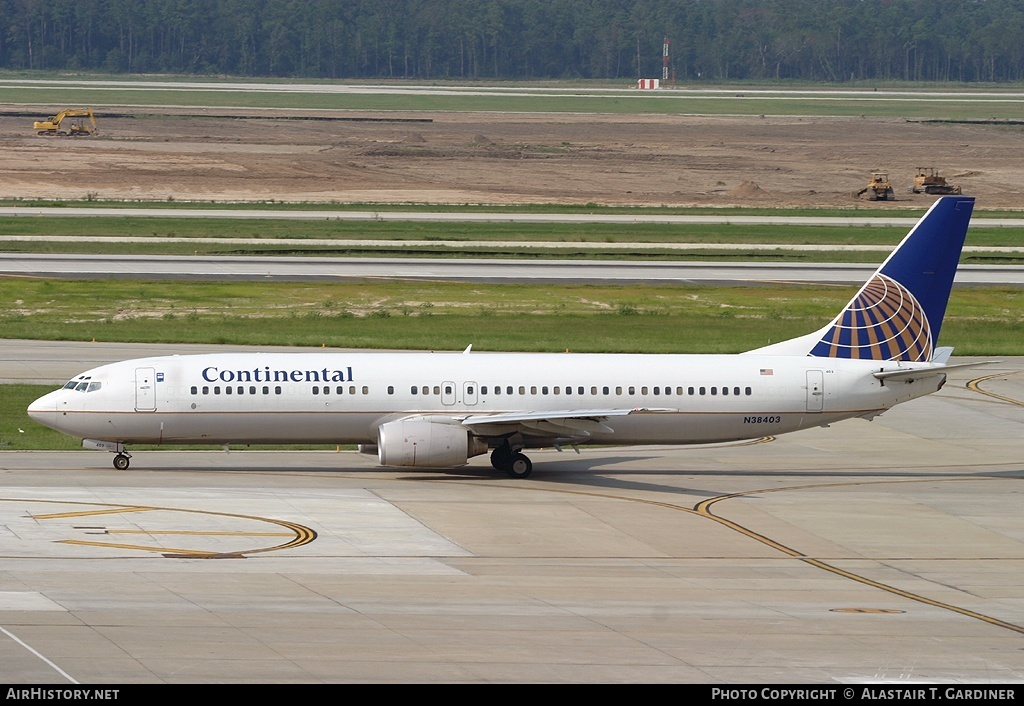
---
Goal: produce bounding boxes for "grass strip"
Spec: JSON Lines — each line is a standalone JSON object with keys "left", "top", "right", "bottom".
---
{"left": 6, "top": 85, "right": 1024, "bottom": 120}
{"left": 3, "top": 278, "right": 1021, "bottom": 355}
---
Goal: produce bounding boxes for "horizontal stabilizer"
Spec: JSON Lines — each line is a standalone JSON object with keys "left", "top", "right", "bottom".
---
{"left": 873, "top": 360, "right": 999, "bottom": 382}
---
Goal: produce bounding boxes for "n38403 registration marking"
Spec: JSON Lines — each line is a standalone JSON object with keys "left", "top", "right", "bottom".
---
{"left": 744, "top": 416, "right": 781, "bottom": 424}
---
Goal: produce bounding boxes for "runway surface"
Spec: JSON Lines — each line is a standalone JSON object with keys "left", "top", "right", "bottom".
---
{"left": 1, "top": 341, "right": 1023, "bottom": 683}
{"left": 5, "top": 235, "right": 1024, "bottom": 256}
{"left": 1, "top": 205, "right": 1023, "bottom": 228}
{"left": 5, "top": 252, "right": 1024, "bottom": 285}
{"left": 6, "top": 77, "right": 1024, "bottom": 100}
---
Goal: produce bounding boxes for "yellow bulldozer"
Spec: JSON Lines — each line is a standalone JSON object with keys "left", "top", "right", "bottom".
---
{"left": 33, "top": 108, "right": 98, "bottom": 137}
{"left": 856, "top": 171, "right": 895, "bottom": 201}
{"left": 910, "top": 167, "right": 961, "bottom": 195}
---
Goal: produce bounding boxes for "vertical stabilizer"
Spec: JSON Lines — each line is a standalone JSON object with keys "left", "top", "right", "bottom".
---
{"left": 746, "top": 196, "right": 974, "bottom": 360}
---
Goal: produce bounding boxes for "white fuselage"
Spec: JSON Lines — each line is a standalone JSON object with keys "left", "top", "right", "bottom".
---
{"left": 27, "top": 351, "right": 943, "bottom": 448}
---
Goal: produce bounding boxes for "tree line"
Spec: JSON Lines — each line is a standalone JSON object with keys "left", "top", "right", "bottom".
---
{"left": 4, "top": 0, "right": 1024, "bottom": 83}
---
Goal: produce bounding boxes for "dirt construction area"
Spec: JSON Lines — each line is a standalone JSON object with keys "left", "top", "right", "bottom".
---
{"left": 1, "top": 107, "right": 1022, "bottom": 209}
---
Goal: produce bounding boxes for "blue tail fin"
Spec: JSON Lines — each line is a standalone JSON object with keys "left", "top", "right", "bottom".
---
{"left": 747, "top": 196, "right": 974, "bottom": 361}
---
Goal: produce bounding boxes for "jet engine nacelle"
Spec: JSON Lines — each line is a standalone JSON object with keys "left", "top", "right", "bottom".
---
{"left": 377, "top": 418, "right": 487, "bottom": 468}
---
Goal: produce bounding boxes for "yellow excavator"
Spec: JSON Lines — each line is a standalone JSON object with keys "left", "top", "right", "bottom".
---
{"left": 33, "top": 108, "right": 98, "bottom": 137}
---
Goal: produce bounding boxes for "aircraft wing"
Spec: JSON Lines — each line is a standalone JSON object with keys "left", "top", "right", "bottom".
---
{"left": 460, "top": 408, "right": 671, "bottom": 438}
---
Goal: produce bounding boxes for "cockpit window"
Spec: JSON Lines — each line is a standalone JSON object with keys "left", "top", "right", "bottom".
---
{"left": 64, "top": 376, "right": 97, "bottom": 392}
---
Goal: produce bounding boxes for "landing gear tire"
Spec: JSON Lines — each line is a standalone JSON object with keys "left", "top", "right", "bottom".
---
{"left": 490, "top": 446, "right": 513, "bottom": 471}
{"left": 506, "top": 453, "right": 532, "bottom": 479}
{"left": 112, "top": 454, "right": 130, "bottom": 471}
{"left": 491, "top": 442, "right": 532, "bottom": 479}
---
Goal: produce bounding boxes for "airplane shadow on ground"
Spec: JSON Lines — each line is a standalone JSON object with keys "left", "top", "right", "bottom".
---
{"left": 408, "top": 455, "right": 755, "bottom": 498}
{"left": 408, "top": 454, "right": 1024, "bottom": 498}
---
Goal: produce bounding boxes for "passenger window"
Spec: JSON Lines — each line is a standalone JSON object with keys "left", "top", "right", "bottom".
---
{"left": 653, "top": 387, "right": 660, "bottom": 395}
{"left": 226, "top": 386, "right": 233, "bottom": 395}
{"left": 263, "top": 386, "right": 270, "bottom": 395}
{"left": 602, "top": 386, "right": 609, "bottom": 395}
{"left": 711, "top": 387, "right": 717, "bottom": 395}
{"left": 214, "top": 386, "right": 221, "bottom": 395}
{"left": 745, "top": 387, "right": 752, "bottom": 395}
{"left": 191, "top": 386, "right": 198, "bottom": 395}
{"left": 590, "top": 386, "right": 597, "bottom": 395}
{"left": 699, "top": 387, "right": 706, "bottom": 395}
{"left": 275, "top": 386, "right": 282, "bottom": 394}
{"left": 641, "top": 386, "right": 648, "bottom": 395}
{"left": 734, "top": 387, "right": 741, "bottom": 396}
{"left": 203, "top": 386, "right": 209, "bottom": 395}
{"left": 628, "top": 386, "right": 635, "bottom": 395}
{"left": 312, "top": 387, "right": 319, "bottom": 395}
{"left": 722, "top": 387, "right": 729, "bottom": 396}
{"left": 676, "top": 387, "right": 683, "bottom": 395}
{"left": 519, "top": 386, "right": 526, "bottom": 395}
{"left": 542, "top": 386, "right": 548, "bottom": 395}
{"left": 388, "top": 386, "right": 394, "bottom": 394}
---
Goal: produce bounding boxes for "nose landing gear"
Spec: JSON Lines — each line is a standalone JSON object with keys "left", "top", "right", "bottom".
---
{"left": 83, "top": 439, "right": 133, "bottom": 470}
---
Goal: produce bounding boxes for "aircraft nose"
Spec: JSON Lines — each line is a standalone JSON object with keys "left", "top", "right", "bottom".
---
{"left": 27, "top": 393, "right": 57, "bottom": 425}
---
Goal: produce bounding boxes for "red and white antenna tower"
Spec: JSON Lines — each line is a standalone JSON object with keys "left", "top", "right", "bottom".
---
{"left": 662, "top": 37, "right": 670, "bottom": 84}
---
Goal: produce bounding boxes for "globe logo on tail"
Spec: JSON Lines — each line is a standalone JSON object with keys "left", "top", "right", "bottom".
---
{"left": 809, "top": 274, "right": 933, "bottom": 361}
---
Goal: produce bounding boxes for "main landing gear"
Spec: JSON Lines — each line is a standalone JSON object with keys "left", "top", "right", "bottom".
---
{"left": 490, "top": 441, "right": 533, "bottom": 479}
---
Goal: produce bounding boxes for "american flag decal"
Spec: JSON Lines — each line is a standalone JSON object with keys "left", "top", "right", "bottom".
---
{"left": 760, "top": 369, "right": 773, "bottom": 375}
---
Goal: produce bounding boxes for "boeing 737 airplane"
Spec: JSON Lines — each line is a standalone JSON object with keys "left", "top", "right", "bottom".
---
{"left": 29, "top": 196, "right": 981, "bottom": 478}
